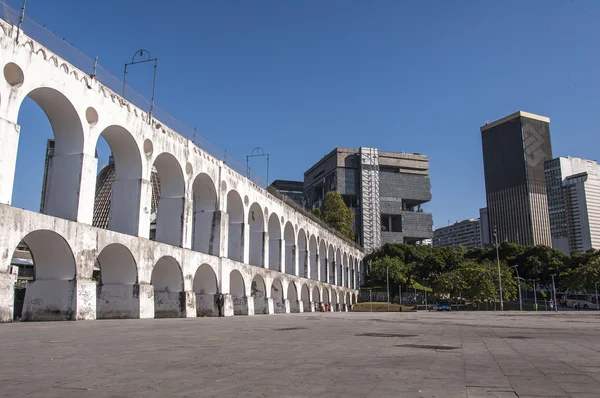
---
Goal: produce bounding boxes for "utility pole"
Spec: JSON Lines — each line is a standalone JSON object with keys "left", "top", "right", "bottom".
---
{"left": 494, "top": 226, "right": 504, "bottom": 311}
{"left": 369, "top": 289, "right": 372, "bottom": 313}
{"left": 551, "top": 274, "right": 558, "bottom": 312}
{"left": 532, "top": 279, "right": 538, "bottom": 311}
{"left": 386, "top": 266, "right": 389, "bottom": 312}
{"left": 511, "top": 265, "right": 522, "bottom": 311}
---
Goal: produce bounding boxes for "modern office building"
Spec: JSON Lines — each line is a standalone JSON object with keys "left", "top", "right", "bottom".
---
{"left": 544, "top": 157, "right": 600, "bottom": 253}
{"left": 304, "top": 147, "right": 433, "bottom": 252}
{"left": 267, "top": 179, "right": 304, "bottom": 206}
{"left": 480, "top": 111, "right": 553, "bottom": 246}
{"left": 433, "top": 218, "right": 482, "bottom": 249}
{"left": 479, "top": 207, "right": 492, "bottom": 247}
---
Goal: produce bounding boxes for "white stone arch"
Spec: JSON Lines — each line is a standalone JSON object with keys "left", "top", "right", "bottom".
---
{"left": 191, "top": 173, "right": 218, "bottom": 254}
{"left": 336, "top": 248, "right": 342, "bottom": 286}
{"left": 96, "top": 243, "right": 139, "bottom": 319}
{"left": 319, "top": 239, "right": 327, "bottom": 283}
{"left": 226, "top": 189, "right": 244, "bottom": 262}
{"left": 331, "top": 289, "right": 339, "bottom": 311}
{"left": 346, "top": 292, "right": 352, "bottom": 307}
{"left": 287, "top": 281, "right": 299, "bottom": 313}
{"left": 151, "top": 152, "right": 185, "bottom": 247}
{"left": 301, "top": 283, "right": 310, "bottom": 312}
{"left": 309, "top": 234, "right": 318, "bottom": 280}
{"left": 327, "top": 244, "right": 335, "bottom": 285}
{"left": 18, "top": 229, "right": 77, "bottom": 321}
{"left": 230, "top": 269, "right": 247, "bottom": 315}
{"left": 193, "top": 263, "right": 219, "bottom": 317}
{"left": 251, "top": 274, "right": 267, "bottom": 314}
{"left": 268, "top": 213, "right": 281, "bottom": 271}
{"left": 151, "top": 256, "right": 184, "bottom": 318}
{"left": 271, "top": 277, "right": 285, "bottom": 314}
{"left": 10, "top": 84, "right": 86, "bottom": 222}
{"left": 283, "top": 221, "right": 295, "bottom": 275}
{"left": 323, "top": 287, "right": 330, "bottom": 308}
{"left": 248, "top": 202, "right": 265, "bottom": 267}
{"left": 93, "top": 125, "right": 143, "bottom": 236}
{"left": 297, "top": 228, "right": 307, "bottom": 277}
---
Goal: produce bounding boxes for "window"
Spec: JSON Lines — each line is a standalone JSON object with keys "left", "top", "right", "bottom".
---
{"left": 381, "top": 214, "right": 402, "bottom": 232}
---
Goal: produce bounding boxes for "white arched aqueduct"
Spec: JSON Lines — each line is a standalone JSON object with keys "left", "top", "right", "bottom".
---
{"left": 0, "top": 20, "right": 362, "bottom": 321}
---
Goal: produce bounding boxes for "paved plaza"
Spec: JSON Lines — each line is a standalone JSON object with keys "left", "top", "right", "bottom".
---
{"left": 1, "top": 311, "right": 600, "bottom": 397}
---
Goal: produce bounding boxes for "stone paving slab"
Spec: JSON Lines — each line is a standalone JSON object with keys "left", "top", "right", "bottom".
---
{"left": 1, "top": 312, "right": 600, "bottom": 397}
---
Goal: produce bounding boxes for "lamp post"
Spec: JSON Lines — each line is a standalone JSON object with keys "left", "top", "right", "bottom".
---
{"left": 551, "top": 274, "right": 558, "bottom": 312}
{"left": 369, "top": 289, "right": 372, "bottom": 312}
{"left": 530, "top": 279, "right": 538, "bottom": 311}
{"left": 123, "top": 49, "right": 158, "bottom": 120}
{"left": 494, "top": 226, "right": 504, "bottom": 311}
{"left": 511, "top": 265, "right": 523, "bottom": 311}
{"left": 386, "top": 265, "right": 390, "bottom": 312}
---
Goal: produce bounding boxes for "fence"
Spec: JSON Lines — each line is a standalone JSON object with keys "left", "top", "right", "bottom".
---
{"left": 0, "top": 1, "right": 266, "bottom": 187}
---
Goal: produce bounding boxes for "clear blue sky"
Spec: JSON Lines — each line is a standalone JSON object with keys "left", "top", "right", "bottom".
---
{"left": 7, "top": 0, "right": 600, "bottom": 229}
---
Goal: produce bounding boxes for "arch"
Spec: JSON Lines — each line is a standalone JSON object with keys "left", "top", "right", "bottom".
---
{"left": 230, "top": 269, "right": 247, "bottom": 315}
{"left": 13, "top": 86, "right": 85, "bottom": 221}
{"left": 312, "top": 285, "right": 321, "bottom": 304}
{"left": 343, "top": 253, "right": 348, "bottom": 288}
{"left": 96, "top": 243, "right": 138, "bottom": 319}
{"left": 152, "top": 153, "right": 185, "bottom": 247}
{"left": 319, "top": 240, "right": 327, "bottom": 282}
{"left": 308, "top": 235, "right": 318, "bottom": 280}
{"left": 248, "top": 203, "right": 265, "bottom": 267}
{"left": 346, "top": 292, "right": 352, "bottom": 308}
{"left": 18, "top": 230, "right": 77, "bottom": 321}
{"left": 301, "top": 284, "right": 310, "bottom": 312}
{"left": 283, "top": 222, "right": 295, "bottom": 275}
{"left": 323, "top": 288, "right": 330, "bottom": 310}
{"left": 271, "top": 278, "right": 285, "bottom": 314}
{"left": 336, "top": 249, "right": 342, "bottom": 286}
{"left": 193, "top": 264, "right": 219, "bottom": 317}
{"left": 297, "top": 229, "right": 307, "bottom": 277}
{"left": 192, "top": 173, "right": 218, "bottom": 254}
{"left": 251, "top": 274, "right": 267, "bottom": 314}
{"left": 268, "top": 213, "right": 281, "bottom": 271}
{"left": 93, "top": 125, "right": 144, "bottom": 236}
{"left": 287, "top": 282, "right": 299, "bottom": 313}
{"left": 331, "top": 289, "right": 339, "bottom": 311}
{"left": 151, "top": 256, "right": 184, "bottom": 318}
{"left": 327, "top": 245, "right": 335, "bottom": 285}
{"left": 226, "top": 190, "right": 244, "bottom": 262}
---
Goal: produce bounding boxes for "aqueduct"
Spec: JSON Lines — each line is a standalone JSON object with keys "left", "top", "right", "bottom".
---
{"left": 0, "top": 19, "right": 363, "bottom": 321}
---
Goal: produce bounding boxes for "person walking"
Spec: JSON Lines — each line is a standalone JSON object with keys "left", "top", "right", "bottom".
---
{"left": 215, "top": 293, "right": 225, "bottom": 317}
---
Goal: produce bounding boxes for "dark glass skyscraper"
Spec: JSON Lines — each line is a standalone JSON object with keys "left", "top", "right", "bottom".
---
{"left": 480, "top": 111, "right": 553, "bottom": 246}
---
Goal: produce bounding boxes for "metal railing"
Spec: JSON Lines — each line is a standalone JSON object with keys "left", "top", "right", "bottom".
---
{"left": 0, "top": 1, "right": 266, "bottom": 187}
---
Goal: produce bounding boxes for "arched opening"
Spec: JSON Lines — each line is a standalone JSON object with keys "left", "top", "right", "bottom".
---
{"left": 92, "top": 126, "right": 144, "bottom": 236}
{"left": 331, "top": 290, "right": 339, "bottom": 311}
{"left": 248, "top": 203, "right": 265, "bottom": 267}
{"left": 288, "top": 282, "right": 299, "bottom": 313}
{"left": 268, "top": 213, "right": 281, "bottom": 271}
{"left": 96, "top": 243, "right": 138, "bottom": 319}
{"left": 14, "top": 230, "right": 78, "bottom": 321}
{"left": 151, "top": 153, "right": 185, "bottom": 247}
{"left": 309, "top": 235, "right": 317, "bottom": 280}
{"left": 251, "top": 274, "right": 267, "bottom": 314}
{"left": 311, "top": 286, "right": 320, "bottom": 312}
{"left": 343, "top": 253, "right": 349, "bottom": 288}
{"left": 297, "top": 229, "right": 307, "bottom": 277}
{"left": 353, "top": 258, "right": 358, "bottom": 289}
{"left": 226, "top": 190, "right": 244, "bottom": 262}
{"left": 346, "top": 292, "right": 352, "bottom": 309}
{"left": 302, "top": 284, "right": 311, "bottom": 312}
{"left": 230, "top": 269, "right": 247, "bottom": 315}
{"left": 284, "top": 222, "right": 295, "bottom": 275}
{"left": 328, "top": 245, "right": 335, "bottom": 285}
{"left": 319, "top": 240, "right": 327, "bottom": 282}
{"left": 323, "top": 288, "right": 330, "bottom": 311}
{"left": 11, "top": 87, "right": 86, "bottom": 222}
{"left": 151, "top": 256, "right": 184, "bottom": 318}
{"left": 271, "top": 278, "right": 285, "bottom": 314}
{"left": 336, "top": 249, "right": 342, "bottom": 286}
{"left": 192, "top": 174, "right": 218, "bottom": 255}
{"left": 193, "top": 264, "right": 218, "bottom": 317}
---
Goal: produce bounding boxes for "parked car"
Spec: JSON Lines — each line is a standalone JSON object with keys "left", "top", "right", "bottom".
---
{"left": 436, "top": 299, "right": 451, "bottom": 311}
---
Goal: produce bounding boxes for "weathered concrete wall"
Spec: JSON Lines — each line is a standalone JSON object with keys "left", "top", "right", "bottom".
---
{"left": 22, "top": 280, "right": 75, "bottom": 321}
{"left": 154, "top": 291, "right": 184, "bottom": 318}
{"left": 196, "top": 293, "right": 216, "bottom": 316}
{"left": 0, "top": 272, "right": 15, "bottom": 322}
{"left": 232, "top": 295, "right": 248, "bottom": 315}
{"left": 97, "top": 284, "right": 139, "bottom": 319}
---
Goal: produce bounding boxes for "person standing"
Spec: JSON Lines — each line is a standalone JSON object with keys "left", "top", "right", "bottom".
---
{"left": 215, "top": 293, "right": 225, "bottom": 317}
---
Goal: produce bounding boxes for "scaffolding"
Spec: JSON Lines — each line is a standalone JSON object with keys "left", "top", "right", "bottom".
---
{"left": 359, "top": 147, "right": 381, "bottom": 252}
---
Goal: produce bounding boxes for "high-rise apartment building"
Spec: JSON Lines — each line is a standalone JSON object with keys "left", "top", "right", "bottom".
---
{"left": 480, "top": 111, "right": 553, "bottom": 246}
{"left": 433, "top": 218, "right": 482, "bottom": 249}
{"left": 304, "top": 147, "right": 433, "bottom": 252}
{"left": 544, "top": 157, "right": 600, "bottom": 253}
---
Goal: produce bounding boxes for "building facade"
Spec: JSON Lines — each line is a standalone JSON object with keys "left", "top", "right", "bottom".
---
{"left": 267, "top": 180, "right": 304, "bottom": 206}
{"left": 480, "top": 111, "right": 553, "bottom": 246}
{"left": 433, "top": 218, "right": 482, "bottom": 249}
{"left": 304, "top": 147, "right": 433, "bottom": 252}
{"left": 544, "top": 157, "right": 600, "bottom": 253}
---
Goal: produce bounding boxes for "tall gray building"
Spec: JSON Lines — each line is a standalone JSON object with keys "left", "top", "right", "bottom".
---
{"left": 304, "top": 147, "right": 433, "bottom": 252}
{"left": 433, "top": 218, "right": 482, "bottom": 249}
{"left": 480, "top": 111, "right": 553, "bottom": 246}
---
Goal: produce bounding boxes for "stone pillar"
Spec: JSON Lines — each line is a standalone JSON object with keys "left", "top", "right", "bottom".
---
{"left": 263, "top": 232, "right": 269, "bottom": 268}
{"left": 0, "top": 271, "right": 16, "bottom": 322}
{"left": 22, "top": 278, "right": 96, "bottom": 321}
{"left": 156, "top": 197, "right": 185, "bottom": 247}
{"left": 246, "top": 296, "right": 255, "bottom": 315}
{"left": 182, "top": 291, "right": 196, "bottom": 318}
{"left": 0, "top": 118, "right": 19, "bottom": 205}
{"left": 343, "top": 304, "right": 348, "bottom": 312}
{"left": 310, "top": 302, "right": 316, "bottom": 312}
{"left": 137, "top": 283, "right": 155, "bottom": 318}
{"left": 296, "top": 300, "right": 304, "bottom": 313}
{"left": 223, "top": 293, "right": 234, "bottom": 317}
{"left": 266, "top": 297, "right": 274, "bottom": 315}
{"left": 283, "top": 299, "right": 290, "bottom": 314}
{"left": 75, "top": 278, "right": 96, "bottom": 320}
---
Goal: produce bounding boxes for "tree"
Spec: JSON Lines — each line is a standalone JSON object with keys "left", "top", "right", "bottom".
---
{"left": 320, "top": 191, "right": 354, "bottom": 240}
{"left": 565, "top": 256, "right": 600, "bottom": 292}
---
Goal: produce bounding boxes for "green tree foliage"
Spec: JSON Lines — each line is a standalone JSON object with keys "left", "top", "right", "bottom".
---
{"left": 320, "top": 191, "right": 355, "bottom": 240}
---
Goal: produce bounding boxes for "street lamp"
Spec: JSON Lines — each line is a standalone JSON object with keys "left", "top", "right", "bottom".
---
{"left": 529, "top": 279, "right": 538, "bottom": 311}
{"left": 511, "top": 265, "right": 523, "bottom": 311}
{"left": 551, "top": 274, "right": 558, "bottom": 312}
{"left": 386, "top": 265, "right": 390, "bottom": 312}
{"left": 369, "top": 289, "right": 372, "bottom": 312}
{"left": 494, "top": 226, "right": 504, "bottom": 311}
